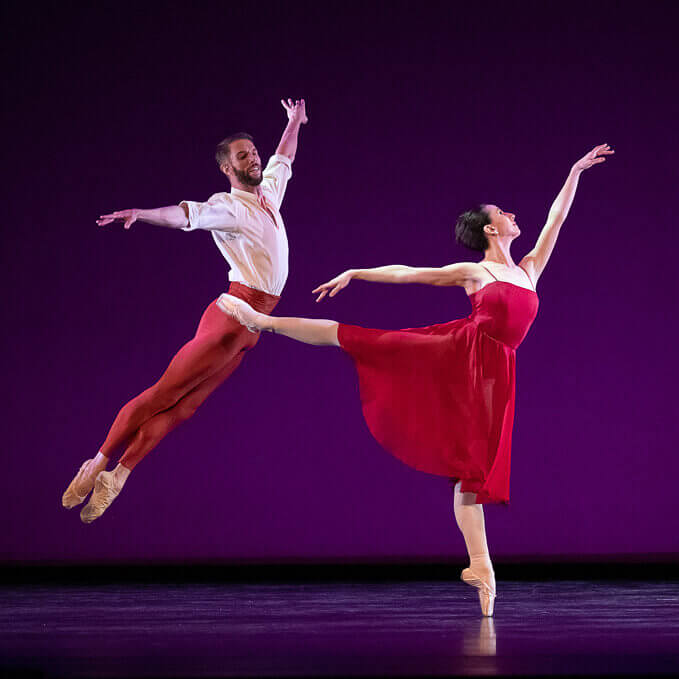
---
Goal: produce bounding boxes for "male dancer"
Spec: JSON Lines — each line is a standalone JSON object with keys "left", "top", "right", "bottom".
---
{"left": 62, "top": 98, "right": 308, "bottom": 523}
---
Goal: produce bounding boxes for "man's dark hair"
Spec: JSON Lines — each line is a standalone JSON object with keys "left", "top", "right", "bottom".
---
{"left": 215, "top": 132, "right": 254, "bottom": 168}
{"left": 454, "top": 205, "right": 491, "bottom": 252}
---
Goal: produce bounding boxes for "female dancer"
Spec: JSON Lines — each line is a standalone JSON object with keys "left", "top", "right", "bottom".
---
{"left": 217, "top": 144, "right": 613, "bottom": 615}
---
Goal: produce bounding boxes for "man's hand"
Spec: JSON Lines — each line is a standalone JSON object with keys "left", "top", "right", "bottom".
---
{"left": 276, "top": 99, "right": 308, "bottom": 162}
{"left": 572, "top": 143, "right": 614, "bottom": 174}
{"left": 312, "top": 270, "right": 354, "bottom": 302}
{"left": 281, "top": 98, "right": 308, "bottom": 126}
{"left": 97, "top": 209, "right": 140, "bottom": 229}
{"left": 96, "top": 205, "right": 188, "bottom": 230}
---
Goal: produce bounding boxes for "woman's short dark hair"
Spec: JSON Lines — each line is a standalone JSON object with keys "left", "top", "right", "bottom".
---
{"left": 215, "top": 132, "right": 254, "bottom": 168}
{"left": 454, "top": 205, "right": 491, "bottom": 252}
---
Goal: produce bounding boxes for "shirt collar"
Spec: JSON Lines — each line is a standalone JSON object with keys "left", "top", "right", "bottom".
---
{"left": 231, "top": 187, "right": 260, "bottom": 202}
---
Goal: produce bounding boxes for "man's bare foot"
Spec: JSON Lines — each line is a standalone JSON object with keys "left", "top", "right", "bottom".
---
{"left": 216, "top": 294, "right": 267, "bottom": 333}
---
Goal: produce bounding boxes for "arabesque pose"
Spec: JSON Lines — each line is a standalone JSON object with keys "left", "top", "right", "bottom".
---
{"left": 62, "top": 99, "right": 308, "bottom": 523}
{"left": 218, "top": 144, "right": 614, "bottom": 616}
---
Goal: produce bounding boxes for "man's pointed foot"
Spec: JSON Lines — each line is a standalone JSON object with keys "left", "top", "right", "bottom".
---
{"left": 62, "top": 459, "right": 96, "bottom": 508}
{"left": 80, "top": 465, "right": 130, "bottom": 524}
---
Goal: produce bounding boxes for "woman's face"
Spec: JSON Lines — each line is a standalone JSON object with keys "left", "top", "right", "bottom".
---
{"left": 484, "top": 204, "right": 520, "bottom": 240}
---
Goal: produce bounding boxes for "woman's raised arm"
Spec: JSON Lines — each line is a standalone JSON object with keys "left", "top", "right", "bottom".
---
{"left": 521, "top": 143, "right": 614, "bottom": 282}
{"left": 312, "top": 263, "right": 478, "bottom": 302}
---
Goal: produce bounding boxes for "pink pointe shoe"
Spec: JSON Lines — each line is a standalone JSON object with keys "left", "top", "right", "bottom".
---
{"left": 461, "top": 567, "right": 496, "bottom": 617}
{"left": 62, "top": 459, "right": 97, "bottom": 509}
{"left": 216, "top": 294, "right": 261, "bottom": 333}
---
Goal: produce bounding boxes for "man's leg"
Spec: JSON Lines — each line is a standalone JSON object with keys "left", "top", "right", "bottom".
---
{"left": 120, "top": 352, "right": 245, "bottom": 470}
{"left": 79, "top": 353, "right": 246, "bottom": 523}
{"left": 63, "top": 300, "right": 253, "bottom": 510}
{"left": 99, "top": 330, "right": 242, "bottom": 459}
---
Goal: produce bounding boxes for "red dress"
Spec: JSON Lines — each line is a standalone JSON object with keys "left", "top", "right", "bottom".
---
{"left": 337, "top": 270, "right": 539, "bottom": 504}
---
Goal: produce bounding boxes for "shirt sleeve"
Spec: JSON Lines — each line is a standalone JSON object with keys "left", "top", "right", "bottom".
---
{"left": 179, "top": 193, "right": 241, "bottom": 233}
{"left": 260, "top": 154, "right": 293, "bottom": 210}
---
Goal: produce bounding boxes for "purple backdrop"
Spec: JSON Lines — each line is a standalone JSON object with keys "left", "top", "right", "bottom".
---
{"left": 2, "top": 1, "right": 678, "bottom": 562}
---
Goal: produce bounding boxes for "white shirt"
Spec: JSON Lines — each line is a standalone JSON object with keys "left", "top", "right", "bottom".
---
{"left": 180, "top": 154, "right": 292, "bottom": 296}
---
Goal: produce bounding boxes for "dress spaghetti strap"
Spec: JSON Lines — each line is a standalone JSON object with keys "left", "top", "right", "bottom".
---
{"left": 517, "top": 264, "right": 536, "bottom": 290}
{"left": 479, "top": 265, "right": 499, "bottom": 281}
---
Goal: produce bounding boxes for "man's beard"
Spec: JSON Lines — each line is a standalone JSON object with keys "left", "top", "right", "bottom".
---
{"left": 233, "top": 167, "right": 263, "bottom": 187}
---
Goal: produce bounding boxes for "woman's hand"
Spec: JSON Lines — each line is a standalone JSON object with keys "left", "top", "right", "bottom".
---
{"left": 97, "top": 209, "right": 140, "bottom": 229}
{"left": 572, "top": 143, "right": 614, "bottom": 173}
{"left": 312, "top": 270, "right": 354, "bottom": 302}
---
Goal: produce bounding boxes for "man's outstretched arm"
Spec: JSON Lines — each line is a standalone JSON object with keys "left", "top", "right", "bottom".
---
{"left": 96, "top": 205, "right": 189, "bottom": 230}
{"left": 275, "top": 98, "right": 308, "bottom": 162}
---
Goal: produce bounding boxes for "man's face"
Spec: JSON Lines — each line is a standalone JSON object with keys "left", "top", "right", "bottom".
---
{"left": 225, "top": 139, "right": 262, "bottom": 186}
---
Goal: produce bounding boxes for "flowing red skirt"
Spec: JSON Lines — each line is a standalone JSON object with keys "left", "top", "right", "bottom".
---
{"left": 337, "top": 319, "right": 516, "bottom": 504}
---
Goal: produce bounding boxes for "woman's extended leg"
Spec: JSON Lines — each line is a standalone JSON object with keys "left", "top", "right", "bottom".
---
{"left": 218, "top": 294, "right": 340, "bottom": 346}
{"left": 453, "top": 481, "right": 496, "bottom": 616}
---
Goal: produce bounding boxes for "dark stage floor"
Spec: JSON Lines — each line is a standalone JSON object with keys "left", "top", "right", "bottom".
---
{"left": 2, "top": 580, "right": 678, "bottom": 678}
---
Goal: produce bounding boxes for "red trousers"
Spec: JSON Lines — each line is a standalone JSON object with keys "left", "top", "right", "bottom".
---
{"left": 100, "top": 282, "right": 280, "bottom": 469}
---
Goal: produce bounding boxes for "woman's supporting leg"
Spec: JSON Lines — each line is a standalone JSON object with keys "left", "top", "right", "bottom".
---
{"left": 218, "top": 293, "right": 340, "bottom": 346}
{"left": 453, "top": 481, "right": 494, "bottom": 575}
{"left": 453, "top": 481, "right": 496, "bottom": 616}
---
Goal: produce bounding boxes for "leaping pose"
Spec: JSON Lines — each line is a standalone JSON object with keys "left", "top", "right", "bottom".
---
{"left": 62, "top": 99, "right": 308, "bottom": 522}
{"left": 218, "top": 144, "right": 614, "bottom": 616}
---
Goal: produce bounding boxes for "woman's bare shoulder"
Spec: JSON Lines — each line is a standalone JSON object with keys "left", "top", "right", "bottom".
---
{"left": 441, "top": 261, "right": 486, "bottom": 276}
{"left": 518, "top": 256, "right": 539, "bottom": 285}
{"left": 439, "top": 261, "right": 489, "bottom": 290}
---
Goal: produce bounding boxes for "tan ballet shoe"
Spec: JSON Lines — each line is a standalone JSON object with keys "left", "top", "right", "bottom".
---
{"left": 80, "top": 466, "right": 130, "bottom": 524}
{"left": 216, "top": 294, "right": 261, "bottom": 333}
{"left": 62, "top": 459, "right": 97, "bottom": 508}
{"left": 461, "top": 567, "right": 496, "bottom": 617}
